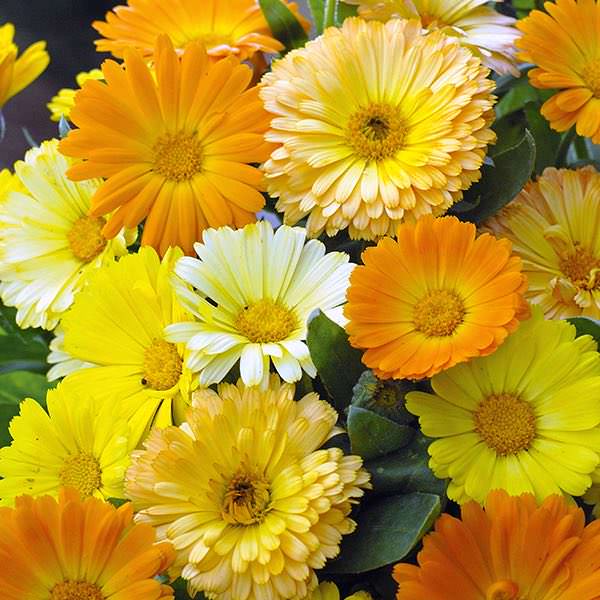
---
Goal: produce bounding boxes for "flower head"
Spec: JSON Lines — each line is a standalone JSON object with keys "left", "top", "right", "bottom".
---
{"left": 394, "top": 490, "right": 600, "bottom": 600}
{"left": 47, "top": 68, "right": 103, "bottom": 122}
{"left": 0, "top": 168, "right": 23, "bottom": 201}
{"left": 59, "top": 35, "right": 273, "bottom": 256}
{"left": 406, "top": 308, "right": 600, "bottom": 504}
{"left": 0, "top": 23, "right": 48, "bottom": 107}
{"left": 312, "top": 582, "right": 373, "bottom": 600}
{"left": 516, "top": 0, "right": 600, "bottom": 143}
{"left": 0, "top": 489, "right": 175, "bottom": 600}
{"left": 166, "top": 220, "right": 354, "bottom": 387}
{"left": 342, "top": 0, "right": 520, "bottom": 75}
{"left": 344, "top": 216, "right": 529, "bottom": 380}
{"left": 482, "top": 166, "right": 600, "bottom": 319}
{"left": 261, "top": 17, "right": 496, "bottom": 240}
{"left": 0, "top": 139, "right": 133, "bottom": 330}
{"left": 126, "top": 376, "right": 371, "bottom": 600}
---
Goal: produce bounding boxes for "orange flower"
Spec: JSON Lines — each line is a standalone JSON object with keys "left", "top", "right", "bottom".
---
{"left": 344, "top": 216, "right": 529, "bottom": 380}
{"left": 394, "top": 490, "right": 600, "bottom": 599}
{"left": 59, "top": 35, "right": 273, "bottom": 256}
{"left": 0, "top": 488, "right": 175, "bottom": 600}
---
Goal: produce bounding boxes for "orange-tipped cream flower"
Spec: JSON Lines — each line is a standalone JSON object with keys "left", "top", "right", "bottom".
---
{"left": 517, "top": 0, "right": 600, "bottom": 143}
{"left": 342, "top": 0, "right": 520, "bottom": 75}
{"left": 0, "top": 23, "right": 48, "bottom": 108}
{"left": 344, "top": 215, "right": 529, "bottom": 380}
{"left": 261, "top": 17, "right": 496, "bottom": 240}
{"left": 0, "top": 489, "right": 175, "bottom": 600}
{"left": 482, "top": 166, "right": 600, "bottom": 319}
{"left": 59, "top": 35, "right": 273, "bottom": 256}
{"left": 394, "top": 490, "right": 600, "bottom": 599}
{"left": 126, "top": 376, "right": 371, "bottom": 600}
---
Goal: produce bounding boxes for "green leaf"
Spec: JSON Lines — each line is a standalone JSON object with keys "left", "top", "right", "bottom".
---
{"left": 0, "top": 333, "right": 49, "bottom": 374}
{"left": 495, "top": 78, "right": 539, "bottom": 120}
{"left": 523, "top": 102, "right": 562, "bottom": 174}
{"left": 308, "top": 0, "right": 325, "bottom": 33}
{"left": 347, "top": 406, "right": 414, "bottom": 460}
{"left": 325, "top": 492, "right": 441, "bottom": 573}
{"left": 334, "top": 1, "right": 357, "bottom": 26}
{"left": 306, "top": 311, "right": 364, "bottom": 412}
{"left": 567, "top": 317, "right": 600, "bottom": 344}
{"left": 259, "top": 0, "right": 308, "bottom": 52}
{"left": 171, "top": 578, "right": 208, "bottom": 600}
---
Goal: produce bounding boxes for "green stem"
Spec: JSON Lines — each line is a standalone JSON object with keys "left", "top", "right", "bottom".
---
{"left": 323, "top": 0, "right": 336, "bottom": 29}
{"left": 555, "top": 127, "right": 577, "bottom": 168}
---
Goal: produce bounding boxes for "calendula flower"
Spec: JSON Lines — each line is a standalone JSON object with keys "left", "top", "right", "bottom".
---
{"left": 313, "top": 582, "right": 373, "bottom": 600}
{"left": 126, "top": 376, "right": 371, "bottom": 600}
{"left": 166, "top": 220, "right": 354, "bottom": 387}
{"left": 0, "top": 168, "right": 23, "bottom": 201}
{"left": 517, "top": 0, "right": 600, "bottom": 143}
{"left": 47, "top": 247, "right": 195, "bottom": 441}
{"left": 0, "top": 489, "right": 175, "bottom": 600}
{"left": 47, "top": 68, "right": 103, "bottom": 122}
{"left": 394, "top": 490, "right": 600, "bottom": 600}
{"left": 261, "top": 18, "right": 496, "bottom": 240}
{"left": 59, "top": 35, "right": 272, "bottom": 256}
{"left": 342, "top": 0, "right": 519, "bottom": 75}
{"left": 482, "top": 166, "right": 600, "bottom": 319}
{"left": 0, "top": 23, "right": 48, "bottom": 108}
{"left": 406, "top": 308, "right": 600, "bottom": 504}
{"left": 0, "top": 140, "right": 133, "bottom": 330}
{"left": 344, "top": 216, "right": 529, "bottom": 380}
{"left": 0, "top": 382, "right": 133, "bottom": 504}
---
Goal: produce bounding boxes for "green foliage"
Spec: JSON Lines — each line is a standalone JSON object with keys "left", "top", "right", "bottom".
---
{"left": 259, "top": 0, "right": 308, "bottom": 52}
{"left": 567, "top": 317, "right": 600, "bottom": 344}
{"left": 311, "top": 0, "right": 357, "bottom": 33}
{"left": 171, "top": 578, "right": 208, "bottom": 600}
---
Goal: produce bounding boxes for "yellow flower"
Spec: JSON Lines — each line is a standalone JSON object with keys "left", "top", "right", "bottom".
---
{"left": 516, "top": 0, "right": 600, "bottom": 143}
{"left": 165, "top": 220, "right": 354, "bottom": 387}
{"left": 48, "top": 246, "right": 196, "bottom": 442}
{"left": 406, "top": 307, "right": 600, "bottom": 505}
{"left": 0, "top": 23, "right": 48, "bottom": 108}
{"left": 482, "top": 166, "right": 600, "bottom": 319}
{"left": 312, "top": 582, "right": 373, "bottom": 600}
{"left": 47, "top": 68, "right": 103, "bottom": 122}
{"left": 126, "top": 376, "right": 371, "bottom": 600}
{"left": 0, "top": 139, "right": 134, "bottom": 330}
{"left": 0, "top": 382, "right": 133, "bottom": 504}
{"left": 0, "top": 168, "right": 23, "bottom": 201}
{"left": 261, "top": 18, "right": 496, "bottom": 240}
{"left": 342, "top": 0, "right": 520, "bottom": 75}
{"left": 0, "top": 489, "right": 175, "bottom": 600}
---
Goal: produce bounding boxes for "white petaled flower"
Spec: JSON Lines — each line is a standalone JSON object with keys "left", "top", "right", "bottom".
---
{"left": 165, "top": 220, "right": 354, "bottom": 387}
{"left": 0, "top": 139, "right": 135, "bottom": 330}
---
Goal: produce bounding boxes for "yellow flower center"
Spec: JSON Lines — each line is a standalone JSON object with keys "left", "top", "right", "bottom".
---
{"left": 142, "top": 338, "right": 183, "bottom": 391}
{"left": 346, "top": 103, "right": 406, "bottom": 161}
{"left": 67, "top": 216, "right": 107, "bottom": 263}
{"left": 222, "top": 472, "right": 271, "bottom": 525}
{"left": 486, "top": 580, "right": 519, "bottom": 600}
{"left": 153, "top": 132, "right": 203, "bottom": 182}
{"left": 582, "top": 58, "right": 600, "bottom": 98}
{"left": 235, "top": 299, "right": 297, "bottom": 343}
{"left": 560, "top": 246, "right": 600, "bottom": 290}
{"left": 59, "top": 453, "right": 102, "bottom": 498}
{"left": 198, "top": 32, "right": 233, "bottom": 49}
{"left": 474, "top": 393, "right": 537, "bottom": 456}
{"left": 420, "top": 13, "right": 447, "bottom": 28}
{"left": 413, "top": 290, "right": 465, "bottom": 337}
{"left": 51, "top": 581, "right": 104, "bottom": 600}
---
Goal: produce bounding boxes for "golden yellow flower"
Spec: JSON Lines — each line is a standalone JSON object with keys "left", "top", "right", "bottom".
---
{"left": 47, "top": 68, "right": 103, "bottom": 122}
{"left": 312, "top": 582, "right": 373, "bottom": 600}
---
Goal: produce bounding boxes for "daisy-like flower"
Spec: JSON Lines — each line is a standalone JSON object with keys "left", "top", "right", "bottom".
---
{"left": 313, "top": 582, "right": 373, "bottom": 600}
{"left": 0, "top": 168, "right": 23, "bottom": 201}
{"left": 47, "top": 247, "right": 196, "bottom": 442}
{"left": 483, "top": 167, "right": 600, "bottom": 319}
{"left": 342, "top": 0, "right": 520, "bottom": 75}
{"left": 394, "top": 490, "right": 600, "bottom": 600}
{"left": 261, "top": 18, "right": 496, "bottom": 240}
{"left": 47, "top": 68, "right": 103, "bottom": 122}
{"left": 59, "top": 35, "right": 273, "bottom": 256}
{"left": 344, "top": 216, "right": 529, "bottom": 381}
{"left": 516, "top": 0, "right": 600, "bottom": 143}
{"left": 166, "top": 220, "right": 354, "bottom": 387}
{"left": 0, "top": 23, "right": 48, "bottom": 108}
{"left": 0, "top": 139, "right": 133, "bottom": 330}
{"left": 406, "top": 308, "right": 600, "bottom": 504}
{"left": 0, "top": 382, "right": 133, "bottom": 504}
{"left": 0, "top": 489, "right": 175, "bottom": 600}
{"left": 126, "top": 376, "right": 371, "bottom": 600}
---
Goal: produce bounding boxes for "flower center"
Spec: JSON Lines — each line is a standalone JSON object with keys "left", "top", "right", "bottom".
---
{"left": 235, "top": 299, "right": 297, "bottom": 343}
{"left": 51, "top": 581, "right": 104, "bottom": 600}
{"left": 420, "top": 12, "right": 447, "bottom": 28}
{"left": 153, "top": 132, "right": 203, "bottom": 182}
{"left": 560, "top": 246, "right": 600, "bottom": 290}
{"left": 474, "top": 393, "right": 536, "bottom": 456}
{"left": 59, "top": 453, "right": 102, "bottom": 498}
{"left": 67, "top": 216, "right": 107, "bottom": 263}
{"left": 582, "top": 58, "right": 600, "bottom": 97}
{"left": 346, "top": 103, "right": 406, "bottom": 161}
{"left": 222, "top": 472, "right": 270, "bottom": 525}
{"left": 486, "top": 580, "right": 519, "bottom": 600}
{"left": 142, "top": 338, "right": 183, "bottom": 391}
{"left": 413, "top": 289, "right": 466, "bottom": 337}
